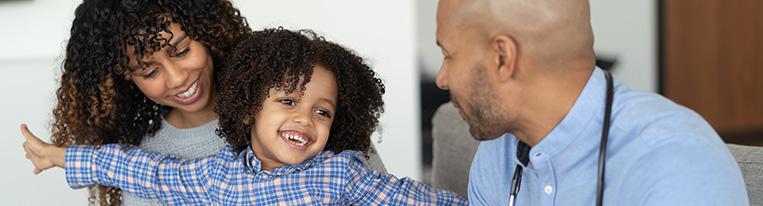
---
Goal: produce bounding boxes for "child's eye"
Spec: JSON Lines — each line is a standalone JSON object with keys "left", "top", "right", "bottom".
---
{"left": 279, "top": 99, "right": 296, "bottom": 106}
{"left": 314, "top": 108, "right": 332, "bottom": 118}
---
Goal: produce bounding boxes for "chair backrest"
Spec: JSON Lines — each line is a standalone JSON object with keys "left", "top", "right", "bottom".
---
{"left": 431, "top": 102, "right": 763, "bottom": 205}
{"left": 728, "top": 144, "right": 763, "bottom": 205}
{"left": 431, "top": 102, "right": 479, "bottom": 197}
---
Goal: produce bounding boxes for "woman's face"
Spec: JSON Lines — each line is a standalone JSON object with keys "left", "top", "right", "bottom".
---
{"left": 126, "top": 23, "right": 215, "bottom": 116}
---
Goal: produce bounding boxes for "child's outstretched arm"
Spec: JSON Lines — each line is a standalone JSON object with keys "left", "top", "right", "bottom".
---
{"left": 341, "top": 151, "right": 468, "bottom": 206}
{"left": 64, "top": 144, "right": 228, "bottom": 205}
{"left": 20, "top": 123, "right": 224, "bottom": 205}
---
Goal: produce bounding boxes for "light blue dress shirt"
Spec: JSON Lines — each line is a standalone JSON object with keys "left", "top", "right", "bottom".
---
{"left": 468, "top": 68, "right": 749, "bottom": 206}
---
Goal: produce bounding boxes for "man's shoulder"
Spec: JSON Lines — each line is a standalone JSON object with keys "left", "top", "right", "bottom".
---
{"left": 606, "top": 91, "right": 747, "bottom": 204}
{"left": 612, "top": 90, "right": 716, "bottom": 143}
{"left": 614, "top": 89, "right": 696, "bottom": 122}
{"left": 612, "top": 134, "right": 747, "bottom": 205}
{"left": 611, "top": 90, "right": 730, "bottom": 167}
{"left": 610, "top": 91, "right": 741, "bottom": 188}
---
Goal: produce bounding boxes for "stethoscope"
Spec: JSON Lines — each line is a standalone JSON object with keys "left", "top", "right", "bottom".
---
{"left": 509, "top": 70, "right": 614, "bottom": 206}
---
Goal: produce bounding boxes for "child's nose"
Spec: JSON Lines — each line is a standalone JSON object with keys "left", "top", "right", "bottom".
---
{"left": 291, "top": 108, "right": 314, "bottom": 126}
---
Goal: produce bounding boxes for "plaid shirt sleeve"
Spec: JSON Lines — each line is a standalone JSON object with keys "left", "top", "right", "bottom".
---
{"left": 65, "top": 144, "right": 227, "bottom": 205}
{"left": 341, "top": 152, "right": 468, "bottom": 206}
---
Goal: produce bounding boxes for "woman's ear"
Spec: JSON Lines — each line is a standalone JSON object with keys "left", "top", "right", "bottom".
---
{"left": 492, "top": 34, "right": 518, "bottom": 82}
{"left": 242, "top": 115, "right": 252, "bottom": 125}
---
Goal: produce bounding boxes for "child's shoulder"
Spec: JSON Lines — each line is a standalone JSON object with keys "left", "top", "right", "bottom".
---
{"left": 312, "top": 150, "right": 367, "bottom": 169}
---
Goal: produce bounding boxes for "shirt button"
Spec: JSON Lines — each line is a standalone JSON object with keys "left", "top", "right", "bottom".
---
{"left": 544, "top": 185, "right": 554, "bottom": 194}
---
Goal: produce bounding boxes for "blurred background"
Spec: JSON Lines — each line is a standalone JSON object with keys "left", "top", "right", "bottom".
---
{"left": 0, "top": 0, "right": 760, "bottom": 204}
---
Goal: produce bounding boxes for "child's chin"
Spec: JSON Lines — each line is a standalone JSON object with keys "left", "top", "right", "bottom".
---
{"left": 282, "top": 157, "right": 309, "bottom": 165}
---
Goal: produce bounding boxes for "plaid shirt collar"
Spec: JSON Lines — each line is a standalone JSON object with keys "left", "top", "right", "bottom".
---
{"left": 240, "top": 145, "right": 337, "bottom": 177}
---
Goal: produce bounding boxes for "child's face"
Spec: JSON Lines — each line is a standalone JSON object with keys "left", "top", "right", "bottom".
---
{"left": 250, "top": 66, "right": 338, "bottom": 171}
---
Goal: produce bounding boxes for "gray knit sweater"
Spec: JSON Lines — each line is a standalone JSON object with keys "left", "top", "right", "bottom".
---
{"left": 121, "top": 118, "right": 387, "bottom": 205}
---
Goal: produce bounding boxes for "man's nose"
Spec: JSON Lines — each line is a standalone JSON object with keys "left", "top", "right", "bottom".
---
{"left": 435, "top": 67, "right": 449, "bottom": 90}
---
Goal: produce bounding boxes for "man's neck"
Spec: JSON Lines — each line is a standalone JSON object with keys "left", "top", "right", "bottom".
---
{"left": 513, "top": 67, "right": 593, "bottom": 147}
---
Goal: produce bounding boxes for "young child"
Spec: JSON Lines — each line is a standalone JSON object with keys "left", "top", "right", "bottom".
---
{"left": 22, "top": 28, "right": 467, "bottom": 205}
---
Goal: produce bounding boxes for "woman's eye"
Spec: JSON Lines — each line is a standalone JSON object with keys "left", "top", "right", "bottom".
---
{"left": 279, "top": 99, "right": 296, "bottom": 106}
{"left": 173, "top": 48, "right": 190, "bottom": 57}
{"left": 142, "top": 69, "right": 158, "bottom": 79}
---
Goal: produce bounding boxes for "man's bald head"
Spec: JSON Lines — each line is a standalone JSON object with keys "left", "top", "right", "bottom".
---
{"left": 437, "top": 0, "right": 595, "bottom": 70}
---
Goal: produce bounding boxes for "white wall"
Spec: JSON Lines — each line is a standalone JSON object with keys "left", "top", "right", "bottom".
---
{"left": 417, "top": 0, "right": 658, "bottom": 92}
{"left": 0, "top": 0, "right": 87, "bottom": 204}
{"left": 0, "top": 0, "right": 79, "bottom": 61}
{"left": 590, "top": 0, "right": 657, "bottom": 92}
{"left": 0, "top": 58, "right": 87, "bottom": 205}
{"left": 0, "top": 0, "right": 420, "bottom": 204}
{"left": 416, "top": 0, "right": 441, "bottom": 81}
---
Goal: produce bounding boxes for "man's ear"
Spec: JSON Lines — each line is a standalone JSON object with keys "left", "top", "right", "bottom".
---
{"left": 492, "top": 35, "right": 518, "bottom": 82}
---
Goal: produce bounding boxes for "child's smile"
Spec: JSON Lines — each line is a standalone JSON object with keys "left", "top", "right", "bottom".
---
{"left": 250, "top": 66, "right": 338, "bottom": 171}
{"left": 278, "top": 130, "right": 314, "bottom": 150}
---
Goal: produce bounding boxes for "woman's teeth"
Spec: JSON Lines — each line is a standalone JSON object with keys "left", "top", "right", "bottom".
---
{"left": 177, "top": 81, "right": 198, "bottom": 98}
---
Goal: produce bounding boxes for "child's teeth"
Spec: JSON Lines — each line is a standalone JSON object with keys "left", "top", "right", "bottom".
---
{"left": 285, "top": 133, "right": 308, "bottom": 145}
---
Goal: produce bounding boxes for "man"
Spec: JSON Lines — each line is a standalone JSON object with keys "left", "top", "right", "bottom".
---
{"left": 434, "top": 0, "right": 749, "bottom": 205}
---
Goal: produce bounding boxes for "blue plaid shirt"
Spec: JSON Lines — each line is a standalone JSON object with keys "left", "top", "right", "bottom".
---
{"left": 65, "top": 145, "right": 466, "bottom": 205}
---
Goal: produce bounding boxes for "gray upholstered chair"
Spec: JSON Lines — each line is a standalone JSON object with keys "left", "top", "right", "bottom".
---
{"left": 431, "top": 102, "right": 763, "bottom": 205}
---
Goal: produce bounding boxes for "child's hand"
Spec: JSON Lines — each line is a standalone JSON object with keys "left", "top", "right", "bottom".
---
{"left": 20, "top": 124, "right": 65, "bottom": 174}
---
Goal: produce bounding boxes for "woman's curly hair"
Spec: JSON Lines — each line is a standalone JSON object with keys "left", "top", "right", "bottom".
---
{"left": 50, "top": 0, "right": 250, "bottom": 205}
{"left": 216, "top": 28, "right": 385, "bottom": 156}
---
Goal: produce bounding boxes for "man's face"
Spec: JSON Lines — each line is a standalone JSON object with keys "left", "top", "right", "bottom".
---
{"left": 435, "top": 0, "right": 508, "bottom": 141}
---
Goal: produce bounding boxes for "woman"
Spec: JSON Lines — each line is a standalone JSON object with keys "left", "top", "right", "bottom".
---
{"left": 51, "top": 0, "right": 249, "bottom": 204}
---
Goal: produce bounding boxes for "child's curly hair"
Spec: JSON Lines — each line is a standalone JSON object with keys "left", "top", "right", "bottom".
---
{"left": 50, "top": 0, "right": 249, "bottom": 204}
{"left": 216, "top": 28, "right": 386, "bottom": 156}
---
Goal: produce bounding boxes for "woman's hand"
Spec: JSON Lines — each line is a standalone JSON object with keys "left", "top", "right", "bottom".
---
{"left": 20, "top": 124, "right": 65, "bottom": 174}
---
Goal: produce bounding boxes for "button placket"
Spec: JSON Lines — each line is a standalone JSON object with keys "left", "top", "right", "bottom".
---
{"left": 532, "top": 151, "right": 558, "bottom": 205}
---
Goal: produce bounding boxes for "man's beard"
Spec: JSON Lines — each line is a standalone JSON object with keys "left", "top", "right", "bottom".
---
{"left": 462, "top": 63, "right": 506, "bottom": 141}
